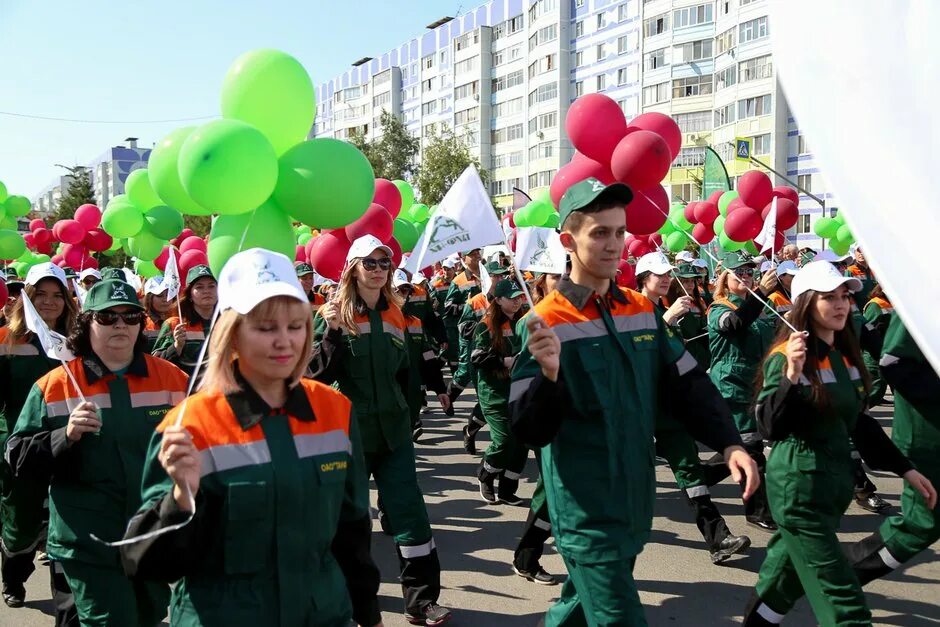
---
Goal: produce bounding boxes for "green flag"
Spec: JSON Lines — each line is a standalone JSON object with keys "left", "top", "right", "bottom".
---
{"left": 701, "top": 147, "right": 731, "bottom": 275}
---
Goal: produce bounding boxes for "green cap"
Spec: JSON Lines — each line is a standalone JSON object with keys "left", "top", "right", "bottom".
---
{"left": 6, "top": 267, "right": 19, "bottom": 279}
{"left": 82, "top": 279, "right": 144, "bottom": 312}
{"left": 675, "top": 263, "right": 700, "bottom": 278}
{"left": 186, "top": 265, "right": 214, "bottom": 287}
{"left": 100, "top": 267, "right": 125, "bottom": 281}
{"left": 799, "top": 250, "right": 817, "bottom": 266}
{"left": 493, "top": 279, "right": 524, "bottom": 300}
{"left": 721, "top": 251, "right": 756, "bottom": 270}
{"left": 485, "top": 261, "right": 510, "bottom": 276}
{"left": 294, "top": 262, "right": 314, "bottom": 277}
{"left": 62, "top": 266, "right": 78, "bottom": 279}
{"left": 559, "top": 178, "right": 633, "bottom": 228}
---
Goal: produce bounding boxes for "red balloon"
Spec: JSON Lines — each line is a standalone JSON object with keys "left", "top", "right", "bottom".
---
{"left": 373, "top": 179, "right": 403, "bottom": 219}
{"left": 694, "top": 202, "right": 720, "bottom": 226}
{"left": 737, "top": 171, "right": 773, "bottom": 209}
{"left": 684, "top": 202, "right": 699, "bottom": 225}
{"left": 295, "top": 245, "right": 307, "bottom": 263}
{"left": 56, "top": 220, "right": 86, "bottom": 245}
{"left": 772, "top": 186, "right": 800, "bottom": 206}
{"left": 63, "top": 245, "right": 86, "bottom": 268}
{"left": 616, "top": 260, "right": 637, "bottom": 289}
{"left": 762, "top": 198, "right": 799, "bottom": 231}
{"left": 23, "top": 233, "right": 36, "bottom": 250}
{"left": 625, "top": 185, "right": 668, "bottom": 235}
{"left": 506, "top": 212, "right": 516, "bottom": 229}
{"left": 84, "top": 229, "right": 113, "bottom": 252}
{"left": 550, "top": 155, "right": 615, "bottom": 208}
{"left": 171, "top": 228, "right": 196, "bottom": 248}
{"left": 387, "top": 238, "right": 403, "bottom": 267}
{"left": 74, "top": 204, "right": 102, "bottom": 230}
{"left": 726, "top": 198, "right": 745, "bottom": 214}
{"left": 628, "top": 239, "right": 651, "bottom": 257}
{"left": 345, "top": 203, "right": 394, "bottom": 243}
{"left": 35, "top": 241, "right": 53, "bottom": 256}
{"left": 647, "top": 233, "right": 663, "bottom": 248}
{"left": 51, "top": 254, "right": 64, "bottom": 266}
{"left": 81, "top": 256, "right": 99, "bottom": 271}
{"left": 33, "top": 228, "right": 52, "bottom": 246}
{"left": 724, "top": 207, "right": 763, "bottom": 242}
{"left": 29, "top": 218, "right": 45, "bottom": 232}
{"left": 0, "top": 280, "right": 7, "bottom": 308}
{"left": 622, "top": 235, "right": 637, "bottom": 260}
{"left": 610, "top": 130, "right": 672, "bottom": 190}
{"left": 154, "top": 246, "right": 173, "bottom": 272}
{"left": 309, "top": 231, "right": 352, "bottom": 281}
{"left": 707, "top": 190, "right": 724, "bottom": 205}
{"left": 179, "top": 250, "right": 209, "bottom": 277}
{"left": 627, "top": 112, "right": 682, "bottom": 159}
{"left": 565, "top": 93, "right": 627, "bottom": 163}
{"left": 692, "top": 222, "right": 715, "bottom": 245}
{"left": 180, "top": 236, "right": 208, "bottom": 255}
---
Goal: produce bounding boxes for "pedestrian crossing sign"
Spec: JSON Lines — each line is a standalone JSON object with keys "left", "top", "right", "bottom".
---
{"left": 735, "top": 137, "right": 752, "bottom": 162}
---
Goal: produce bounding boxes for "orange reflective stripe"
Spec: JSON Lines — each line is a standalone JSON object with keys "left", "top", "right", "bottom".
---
{"left": 706, "top": 297, "right": 738, "bottom": 317}
{"left": 470, "top": 293, "right": 489, "bottom": 312}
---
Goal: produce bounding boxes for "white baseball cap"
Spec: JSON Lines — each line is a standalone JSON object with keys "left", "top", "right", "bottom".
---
{"left": 814, "top": 249, "right": 851, "bottom": 263}
{"left": 675, "top": 251, "right": 695, "bottom": 263}
{"left": 217, "top": 248, "right": 307, "bottom": 315}
{"left": 691, "top": 259, "right": 708, "bottom": 269}
{"left": 635, "top": 252, "right": 675, "bottom": 276}
{"left": 346, "top": 235, "right": 393, "bottom": 263}
{"left": 775, "top": 260, "right": 798, "bottom": 277}
{"left": 442, "top": 258, "right": 457, "bottom": 269}
{"left": 78, "top": 268, "right": 102, "bottom": 282}
{"left": 392, "top": 270, "right": 411, "bottom": 288}
{"left": 790, "top": 261, "right": 863, "bottom": 302}
{"left": 144, "top": 276, "right": 168, "bottom": 295}
{"left": 25, "top": 263, "right": 68, "bottom": 289}
{"left": 759, "top": 261, "right": 774, "bottom": 274}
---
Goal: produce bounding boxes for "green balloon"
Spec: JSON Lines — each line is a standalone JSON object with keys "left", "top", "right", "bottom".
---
{"left": 718, "top": 232, "right": 745, "bottom": 252}
{"left": 135, "top": 259, "right": 161, "bottom": 279}
{"left": 125, "top": 169, "right": 163, "bottom": 211}
{"left": 657, "top": 218, "right": 678, "bottom": 235}
{"left": 179, "top": 119, "right": 279, "bottom": 216}
{"left": 392, "top": 218, "right": 420, "bottom": 252}
{"left": 718, "top": 191, "right": 739, "bottom": 216}
{"left": 296, "top": 224, "right": 312, "bottom": 236}
{"left": 144, "top": 205, "right": 184, "bottom": 240}
{"left": 273, "top": 138, "right": 375, "bottom": 229}
{"left": 33, "top": 254, "right": 51, "bottom": 265}
{"left": 416, "top": 217, "right": 430, "bottom": 235}
{"left": 671, "top": 206, "right": 692, "bottom": 231}
{"left": 744, "top": 240, "right": 760, "bottom": 256}
{"left": 221, "top": 49, "right": 315, "bottom": 157}
{"left": 297, "top": 232, "right": 313, "bottom": 246}
{"left": 543, "top": 212, "right": 561, "bottom": 229}
{"left": 107, "top": 237, "right": 123, "bottom": 253}
{"left": 408, "top": 203, "right": 430, "bottom": 223}
{"left": 149, "top": 127, "right": 211, "bottom": 216}
{"left": 836, "top": 224, "right": 853, "bottom": 243}
{"left": 127, "top": 230, "right": 165, "bottom": 261}
{"left": 4, "top": 195, "right": 31, "bottom": 217}
{"left": 0, "top": 180, "right": 7, "bottom": 203}
{"left": 814, "top": 217, "right": 839, "bottom": 239}
{"left": 102, "top": 195, "right": 145, "bottom": 239}
{"left": 393, "top": 180, "right": 415, "bottom": 214}
{"left": 0, "top": 214, "right": 16, "bottom": 230}
{"left": 713, "top": 214, "right": 726, "bottom": 236}
{"left": 207, "top": 198, "right": 295, "bottom": 276}
{"left": 665, "top": 231, "right": 688, "bottom": 253}
{"left": 829, "top": 239, "right": 851, "bottom": 256}
{"left": 12, "top": 262, "right": 28, "bottom": 277}
{"left": 0, "top": 229, "right": 26, "bottom": 259}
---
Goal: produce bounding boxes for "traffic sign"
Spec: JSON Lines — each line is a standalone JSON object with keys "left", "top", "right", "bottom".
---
{"left": 735, "top": 137, "right": 752, "bottom": 162}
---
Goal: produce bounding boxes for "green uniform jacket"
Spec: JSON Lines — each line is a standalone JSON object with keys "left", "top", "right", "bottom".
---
{"left": 152, "top": 316, "right": 211, "bottom": 378}
{"left": 403, "top": 285, "right": 445, "bottom": 347}
{"left": 6, "top": 353, "right": 188, "bottom": 567}
{"left": 471, "top": 316, "right": 522, "bottom": 421}
{"left": 442, "top": 271, "right": 480, "bottom": 328}
{"left": 121, "top": 375, "right": 380, "bottom": 627}
{"left": 403, "top": 316, "right": 447, "bottom": 416}
{"left": 0, "top": 330, "right": 60, "bottom": 450}
{"left": 312, "top": 295, "right": 411, "bottom": 453}
{"left": 656, "top": 296, "right": 711, "bottom": 371}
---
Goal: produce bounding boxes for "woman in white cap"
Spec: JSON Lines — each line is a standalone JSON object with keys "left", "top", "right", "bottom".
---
{"left": 766, "top": 261, "right": 798, "bottom": 316}
{"left": 78, "top": 269, "right": 102, "bottom": 292}
{"left": 142, "top": 277, "right": 177, "bottom": 353}
{"left": 151, "top": 265, "right": 217, "bottom": 381}
{"left": 743, "top": 261, "right": 936, "bottom": 626}
{"left": 311, "top": 235, "right": 450, "bottom": 626}
{"left": 122, "top": 248, "right": 382, "bottom": 627}
{"left": 0, "top": 262, "right": 78, "bottom": 609}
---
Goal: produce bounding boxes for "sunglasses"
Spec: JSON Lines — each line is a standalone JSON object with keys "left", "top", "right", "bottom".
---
{"left": 731, "top": 268, "right": 755, "bottom": 279}
{"left": 93, "top": 310, "right": 145, "bottom": 326}
{"left": 361, "top": 258, "right": 392, "bottom": 271}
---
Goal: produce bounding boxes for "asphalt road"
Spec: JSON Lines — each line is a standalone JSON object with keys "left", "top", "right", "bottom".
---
{"left": 1, "top": 395, "right": 937, "bottom": 626}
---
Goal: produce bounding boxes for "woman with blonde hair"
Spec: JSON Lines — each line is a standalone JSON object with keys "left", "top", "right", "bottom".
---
{"left": 312, "top": 235, "right": 450, "bottom": 626}
{"left": 122, "top": 248, "right": 382, "bottom": 627}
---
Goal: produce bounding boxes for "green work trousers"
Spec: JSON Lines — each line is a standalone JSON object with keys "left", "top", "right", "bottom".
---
{"left": 545, "top": 555, "right": 645, "bottom": 627}
{"left": 61, "top": 559, "right": 168, "bottom": 627}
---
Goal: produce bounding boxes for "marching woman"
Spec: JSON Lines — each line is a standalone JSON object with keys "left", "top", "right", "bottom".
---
{"left": 121, "top": 249, "right": 381, "bottom": 627}
{"left": 0, "top": 263, "right": 77, "bottom": 610}
{"left": 311, "top": 235, "right": 450, "bottom": 626}
{"left": 666, "top": 262, "right": 712, "bottom": 370}
{"left": 6, "top": 278, "right": 189, "bottom": 625}
{"left": 142, "top": 277, "right": 177, "bottom": 353}
{"left": 471, "top": 280, "right": 528, "bottom": 505}
{"left": 152, "top": 266, "right": 217, "bottom": 380}
{"left": 766, "top": 261, "right": 798, "bottom": 317}
{"left": 707, "top": 251, "right": 778, "bottom": 531}
{"left": 862, "top": 284, "right": 892, "bottom": 407}
{"left": 743, "top": 262, "right": 936, "bottom": 626}
{"left": 636, "top": 253, "right": 750, "bottom": 563}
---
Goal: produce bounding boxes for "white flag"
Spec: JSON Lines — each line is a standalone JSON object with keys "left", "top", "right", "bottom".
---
{"left": 479, "top": 263, "right": 492, "bottom": 296}
{"left": 163, "top": 249, "right": 182, "bottom": 301}
{"left": 515, "top": 227, "right": 567, "bottom": 274}
{"left": 753, "top": 197, "right": 777, "bottom": 255}
{"left": 21, "top": 292, "right": 75, "bottom": 361}
{"left": 403, "top": 166, "right": 505, "bottom": 274}
{"left": 73, "top": 279, "right": 87, "bottom": 308}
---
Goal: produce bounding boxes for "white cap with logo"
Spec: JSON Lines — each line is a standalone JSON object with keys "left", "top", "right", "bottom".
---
{"left": 144, "top": 276, "right": 169, "bottom": 295}
{"left": 346, "top": 235, "right": 394, "bottom": 264}
{"left": 79, "top": 268, "right": 102, "bottom": 282}
{"left": 392, "top": 270, "right": 411, "bottom": 288}
{"left": 218, "top": 248, "right": 308, "bottom": 315}
{"left": 636, "top": 252, "right": 675, "bottom": 276}
{"left": 790, "top": 261, "right": 863, "bottom": 302}
{"left": 25, "top": 263, "right": 68, "bottom": 289}
{"left": 775, "top": 260, "right": 799, "bottom": 277}
{"left": 675, "top": 251, "right": 695, "bottom": 263}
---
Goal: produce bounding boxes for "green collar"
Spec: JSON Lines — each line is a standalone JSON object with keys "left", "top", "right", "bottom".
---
{"left": 226, "top": 366, "right": 316, "bottom": 431}
{"left": 556, "top": 274, "right": 629, "bottom": 311}
{"left": 82, "top": 351, "right": 149, "bottom": 384}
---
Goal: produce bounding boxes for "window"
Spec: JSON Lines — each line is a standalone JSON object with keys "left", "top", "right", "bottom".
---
{"left": 714, "top": 103, "right": 735, "bottom": 127}
{"left": 454, "top": 80, "right": 479, "bottom": 100}
{"left": 373, "top": 92, "right": 391, "bottom": 108}
{"left": 715, "top": 65, "right": 736, "bottom": 90}
{"left": 645, "top": 47, "right": 667, "bottom": 70}
{"left": 528, "top": 170, "right": 556, "bottom": 188}
{"left": 798, "top": 174, "right": 812, "bottom": 193}
{"left": 455, "top": 56, "right": 479, "bottom": 75}
{"left": 739, "top": 55, "right": 773, "bottom": 82}
{"left": 674, "top": 39, "right": 713, "bottom": 63}
{"left": 597, "top": 73, "right": 607, "bottom": 91}
{"left": 422, "top": 78, "right": 434, "bottom": 93}
{"left": 739, "top": 16, "right": 769, "bottom": 43}
{"left": 575, "top": 80, "right": 584, "bottom": 96}
{"left": 673, "top": 110, "right": 711, "bottom": 133}
{"left": 374, "top": 70, "right": 391, "bottom": 87}
{"left": 440, "top": 49, "right": 448, "bottom": 65}
{"left": 492, "top": 97, "right": 523, "bottom": 117}
{"left": 528, "top": 0, "right": 558, "bottom": 22}
{"left": 493, "top": 15, "right": 524, "bottom": 39}
{"left": 454, "top": 107, "right": 479, "bottom": 125}
{"left": 798, "top": 134, "right": 810, "bottom": 155}
{"left": 423, "top": 122, "right": 437, "bottom": 137}
{"left": 672, "top": 73, "right": 713, "bottom": 98}
{"left": 575, "top": 50, "right": 584, "bottom": 67}
{"left": 644, "top": 13, "right": 669, "bottom": 37}
{"left": 619, "top": 2, "right": 635, "bottom": 22}
{"left": 528, "top": 82, "right": 558, "bottom": 105}
{"left": 597, "top": 12, "right": 606, "bottom": 29}
{"left": 492, "top": 151, "right": 524, "bottom": 168}
{"left": 491, "top": 177, "right": 524, "bottom": 196}
{"left": 643, "top": 81, "right": 669, "bottom": 105}
{"left": 423, "top": 54, "right": 435, "bottom": 70}
{"left": 617, "top": 96, "right": 637, "bottom": 117}
{"left": 528, "top": 53, "right": 557, "bottom": 78}
{"left": 596, "top": 43, "right": 606, "bottom": 60}
{"left": 676, "top": 147, "right": 706, "bottom": 167}
{"left": 797, "top": 214, "right": 810, "bottom": 234}
{"left": 741, "top": 0, "right": 757, "bottom": 5}
{"left": 673, "top": 3, "right": 713, "bottom": 28}
{"left": 576, "top": 0, "right": 584, "bottom": 6}
{"left": 529, "top": 141, "right": 556, "bottom": 160}
{"left": 421, "top": 101, "right": 437, "bottom": 115}
{"left": 751, "top": 134, "right": 771, "bottom": 155}
{"left": 528, "top": 111, "right": 557, "bottom": 134}
{"left": 575, "top": 20, "right": 584, "bottom": 37}
{"left": 493, "top": 69, "right": 524, "bottom": 92}
{"left": 737, "top": 94, "right": 772, "bottom": 118}
{"left": 716, "top": 27, "right": 735, "bottom": 55}
{"left": 455, "top": 30, "right": 479, "bottom": 51}
{"left": 529, "top": 24, "right": 558, "bottom": 50}
{"left": 401, "top": 67, "right": 409, "bottom": 81}
{"left": 509, "top": 45, "right": 523, "bottom": 61}
{"left": 492, "top": 123, "right": 525, "bottom": 144}
{"left": 617, "top": 66, "right": 637, "bottom": 85}
{"left": 618, "top": 33, "right": 638, "bottom": 54}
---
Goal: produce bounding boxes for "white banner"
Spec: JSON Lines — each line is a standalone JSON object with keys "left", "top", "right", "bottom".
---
{"left": 514, "top": 227, "right": 567, "bottom": 274}
{"left": 754, "top": 197, "right": 777, "bottom": 255}
{"left": 163, "top": 249, "right": 181, "bottom": 301}
{"left": 22, "top": 292, "right": 75, "bottom": 362}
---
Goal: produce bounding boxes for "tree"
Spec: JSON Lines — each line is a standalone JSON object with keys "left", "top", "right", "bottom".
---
{"left": 350, "top": 110, "right": 419, "bottom": 181}
{"left": 415, "top": 126, "right": 489, "bottom": 206}
{"left": 184, "top": 215, "right": 211, "bottom": 237}
{"left": 54, "top": 166, "right": 95, "bottom": 221}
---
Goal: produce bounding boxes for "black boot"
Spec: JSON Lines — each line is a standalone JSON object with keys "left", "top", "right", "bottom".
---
{"left": 845, "top": 531, "right": 897, "bottom": 586}
{"left": 477, "top": 463, "right": 498, "bottom": 504}
{"left": 398, "top": 543, "right": 447, "bottom": 624}
{"left": 742, "top": 592, "right": 785, "bottom": 626}
{"left": 463, "top": 405, "right": 485, "bottom": 453}
{"left": 444, "top": 382, "right": 463, "bottom": 417}
{"left": 513, "top": 507, "right": 556, "bottom": 585}
{"left": 497, "top": 473, "right": 524, "bottom": 506}
{"left": 688, "top": 490, "right": 751, "bottom": 564}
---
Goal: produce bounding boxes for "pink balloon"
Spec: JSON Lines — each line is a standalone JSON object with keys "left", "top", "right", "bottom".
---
{"left": 0, "top": 280, "right": 7, "bottom": 308}
{"left": 772, "top": 186, "right": 800, "bottom": 206}
{"left": 373, "top": 180, "right": 403, "bottom": 219}
{"left": 171, "top": 228, "right": 196, "bottom": 249}
{"left": 622, "top": 235, "right": 637, "bottom": 260}
{"left": 506, "top": 212, "right": 516, "bottom": 229}
{"left": 295, "top": 245, "right": 307, "bottom": 263}
{"left": 726, "top": 198, "right": 745, "bottom": 214}
{"left": 647, "top": 233, "right": 664, "bottom": 248}
{"left": 724, "top": 207, "right": 763, "bottom": 242}
{"left": 309, "top": 231, "right": 353, "bottom": 281}
{"left": 684, "top": 202, "right": 699, "bottom": 225}
{"left": 74, "top": 204, "right": 102, "bottom": 230}
{"left": 737, "top": 171, "right": 774, "bottom": 209}
{"left": 35, "top": 241, "right": 53, "bottom": 256}
{"left": 706, "top": 190, "right": 724, "bottom": 205}
{"left": 565, "top": 94, "right": 628, "bottom": 164}
{"left": 628, "top": 239, "right": 651, "bottom": 257}
{"left": 692, "top": 222, "right": 715, "bottom": 245}
{"left": 23, "top": 233, "right": 36, "bottom": 249}
{"left": 626, "top": 185, "right": 669, "bottom": 235}
{"left": 29, "top": 218, "right": 45, "bottom": 232}
{"left": 387, "top": 238, "right": 403, "bottom": 267}
{"left": 694, "top": 202, "right": 720, "bottom": 226}
{"left": 154, "top": 246, "right": 174, "bottom": 272}
{"left": 81, "top": 256, "right": 99, "bottom": 271}
{"left": 550, "top": 155, "right": 615, "bottom": 208}
{"left": 180, "top": 236, "right": 207, "bottom": 255}
{"left": 610, "top": 130, "right": 672, "bottom": 191}
{"left": 51, "top": 254, "right": 64, "bottom": 266}
{"left": 84, "top": 229, "right": 113, "bottom": 253}
{"left": 627, "top": 112, "right": 682, "bottom": 159}
{"left": 63, "top": 245, "right": 86, "bottom": 268}
{"left": 56, "top": 220, "right": 86, "bottom": 245}
{"left": 33, "top": 228, "right": 52, "bottom": 246}
{"left": 346, "top": 203, "right": 394, "bottom": 243}
{"left": 617, "top": 260, "right": 637, "bottom": 289}
{"left": 762, "top": 198, "right": 799, "bottom": 231}
{"left": 179, "top": 250, "right": 209, "bottom": 277}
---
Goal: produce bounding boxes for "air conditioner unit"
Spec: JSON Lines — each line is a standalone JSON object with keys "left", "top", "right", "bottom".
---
{"left": 473, "top": 94, "right": 480, "bottom": 101}
{"left": 537, "top": 131, "right": 545, "bottom": 140}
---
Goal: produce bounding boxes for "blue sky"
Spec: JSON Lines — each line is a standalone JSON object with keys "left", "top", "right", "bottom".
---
{"left": 0, "top": 0, "right": 463, "bottom": 198}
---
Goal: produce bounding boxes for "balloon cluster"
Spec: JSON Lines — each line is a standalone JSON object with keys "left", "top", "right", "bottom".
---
{"left": 0, "top": 182, "right": 66, "bottom": 277}
{"left": 701, "top": 171, "right": 800, "bottom": 253}
{"left": 43, "top": 204, "right": 115, "bottom": 270}
{"left": 813, "top": 212, "right": 855, "bottom": 256}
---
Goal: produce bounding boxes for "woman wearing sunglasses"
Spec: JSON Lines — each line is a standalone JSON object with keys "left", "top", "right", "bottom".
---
{"left": 152, "top": 266, "right": 217, "bottom": 382}
{"left": 0, "top": 263, "right": 77, "bottom": 609}
{"left": 707, "top": 251, "right": 779, "bottom": 532}
{"left": 6, "top": 279, "right": 189, "bottom": 625}
{"left": 312, "top": 235, "right": 450, "bottom": 627}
